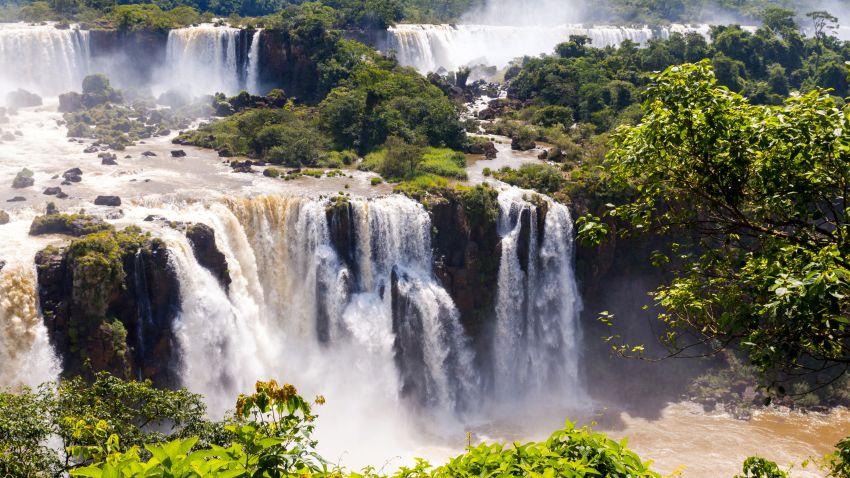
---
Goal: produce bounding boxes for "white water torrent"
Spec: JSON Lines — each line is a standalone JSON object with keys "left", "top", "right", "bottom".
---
{"left": 246, "top": 29, "right": 262, "bottom": 94}
{"left": 0, "top": 22, "right": 90, "bottom": 98}
{"left": 0, "top": 262, "right": 59, "bottom": 389}
{"left": 164, "top": 24, "right": 243, "bottom": 95}
{"left": 388, "top": 23, "right": 712, "bottom": 72}
{"left": 493, "top": 188, "right": 582, "bottom": 403}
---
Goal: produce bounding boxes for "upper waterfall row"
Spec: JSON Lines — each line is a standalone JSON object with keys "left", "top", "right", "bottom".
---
{"left": 0, "top": 22, "right": 262, "bottom": 98}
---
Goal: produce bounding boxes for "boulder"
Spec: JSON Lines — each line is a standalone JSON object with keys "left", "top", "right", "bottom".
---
{"left": 63, "top": 168, "right": 82, "bottom": 183}
{"left": 83, "top": 145, "right": 99, "bottom": 153}
{"left": 141, "top": 151, "right": 156, "bottom": 157}
{"left": 6, "top": 196, "right": 25, "bottom": 202}
{"left": 94, "top": 195, "right": 121, "bottom": 206}
{"left": 537, "top": 150, "right": 548, "bottom": 160}
{"left": 43, "top": 187, "right": 63, "bottom": 196}
{"left": 477, "top": 108, "right": 496, "bottom": 120}
{"left": 12, "top": 168, "right": 34, "bottom": 188}
{"left": 0, "top": 210, "right": 9, "bottom": 225}
{"left": 6, "top": 89, "right": 42, "bottom": 108}
{"left": 230, "top": 160, "right": 253, "bottom": 173}
{"left": 170, "top": 150, "right": 186, "bottom": 158}
{"left": 101, "top": 156, "right": 118, "bottom": 165}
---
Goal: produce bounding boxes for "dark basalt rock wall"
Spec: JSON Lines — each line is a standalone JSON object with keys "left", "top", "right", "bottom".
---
{"left": 35, "top": 238, "right": 180, "bottom": 386}
{"left": 88, "top": 30, "right": 169, "bottom": 88}
{"left": 258, "top": 30, "right": 325, "bottom": 101}
{"left": 426, "top": 192, "right": 501, "bottom": 361}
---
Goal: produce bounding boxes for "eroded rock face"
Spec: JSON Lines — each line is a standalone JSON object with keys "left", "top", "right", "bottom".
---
{"left": 185, "top": 223, "right": 231, "bottom": 291}
{"left": 426, "top": 188, "right": 501, "bottom": 350}
{"left": 35, "top": 235, "right": 181, "bottom": 386}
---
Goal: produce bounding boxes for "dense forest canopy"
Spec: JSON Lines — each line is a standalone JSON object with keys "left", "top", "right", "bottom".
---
{"left": 1, "top": 0, "right": 849, "bottom": 26}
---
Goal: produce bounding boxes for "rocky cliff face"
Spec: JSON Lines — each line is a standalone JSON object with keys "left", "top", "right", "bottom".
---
{"left": 33, "top": 221, "right": 232, "bottom": 386}
{"left": 35, "top": 233, "right": 180, "bottom": 385}
{"left": 424, "top": 187, "right": 502, "bottom": 359}
{"left": 89, "top": 30, "right": 169, "bottom": 88}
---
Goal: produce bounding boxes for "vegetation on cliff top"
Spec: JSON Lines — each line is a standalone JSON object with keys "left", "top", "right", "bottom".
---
{"left": 578, "top": 60, "right": 850, "bottom": 398}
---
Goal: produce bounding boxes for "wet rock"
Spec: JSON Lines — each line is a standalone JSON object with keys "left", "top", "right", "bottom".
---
{"left": 94, "top": 195, "right": 121, "bottom": 206}
{"left": 83, "top": 145, "right": 99, "bottom": 153}
{"left": 185, "top": 223, "right": 231, "bottom": 290}
{"left": 5, "top": 89, "right": 42, "bottom": 108}
{"left": 43, "top": 187, "right": 63, "bottom": 196}
{"left": 6, "top": 196, "right": 25, "bottom": 202}
{"left": 511, "top": 136, "right": 536, "bottom": 151}
{"left": 0, "top": 260, "right": 4, "bottom": 271}
{"left": 141, "top": 151, "right": 156, "bottom": 157}
{"left": 144, "top": 214, "right": 167, "bottom": 222}
{"left": 217, "top": 148, "right": 232, "bottom": 157}
{"left": 101, "top": 156, "right": 118, "bottom": 165}
{"left": 56, "top": 191, "right": 68, "bottom": 199}
{"left": 63, "top": 168, "right": 82, "bottom": 183}
{"left": 45, "top": 202, "right": 59, "bottom": 215}
{"left": 477, "top": 108, "right": 496, "bottom": 120}
{"left": 12, "top": 168, "right": 34, "bottom": 188}
{"left": 230, "top": 160, "right": 254, "bottom": 173}
{"left": 537, "top": 149, "right": 548, "bottom": 160}
{"left": 0, "top": 210, "right": 9, "bottom": 225}
{"left": 170, "top": 150, "right": 186, "bottom": 158}
{"left": 466, "top": 140, "right": 497, "bottom": 159}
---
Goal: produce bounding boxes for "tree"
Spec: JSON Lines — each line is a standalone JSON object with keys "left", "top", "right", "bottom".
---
{"left": 589, "top": 61, "right": 850, "bottom": 391}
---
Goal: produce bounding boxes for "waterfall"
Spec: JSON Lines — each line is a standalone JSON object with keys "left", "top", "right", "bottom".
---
{"left": 0, "top": 22, "right": 90, "bottom": 98}
{"left": 246, "top": 29, "right": 262, "bottom": 94}
{"left": 162, "top": 195, "right": 477, "bottom": 417}
{"left": 493, "top": 188, "right": 583, "bottom": 403}
{"left": 388, "top": 23, "right": 712, "bottom": 73}
{"left": 164, "top": 25, "right": 245, "bottom": 95}
{"left": 0, "top": 263, "right": 59, "bottom": 389}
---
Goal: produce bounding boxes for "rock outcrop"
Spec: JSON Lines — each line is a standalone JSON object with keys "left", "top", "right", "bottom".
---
{"left": 185, "top": 223, "right": 231, "bottom": 290}
{"left": 35, "top": 229, "right": 181, "bottom": 386}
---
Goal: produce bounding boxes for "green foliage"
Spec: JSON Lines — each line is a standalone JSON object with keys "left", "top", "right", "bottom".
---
{"left": 828, "top": 437, "right": 850, "bottom": 478}
{"left": 734, "top": 457, "right": 789, "bottom": 478}
{"left": 416, "top": 148, "right": 467, "bottom": 180}
{"left": 29, "top": 212, "right": 113, "bottom": 237}
{"left": 604, "top": 60, "right": 850, "bottom": 385}
{"left": 494, "top": 164, "right": 566, "bottom": 196}
{"left": 0, "top": 374, "right": 213, "bottom": 477}
{"left": 319, "top": 66, "right": 465, "bottom": 154}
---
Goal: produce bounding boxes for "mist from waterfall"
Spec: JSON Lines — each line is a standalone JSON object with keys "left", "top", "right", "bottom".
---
{"left": 388, "top": 23, "right": 712, "bottom": 73}
{"left": 0, "top": 23, "right": 90, "bottom": 99}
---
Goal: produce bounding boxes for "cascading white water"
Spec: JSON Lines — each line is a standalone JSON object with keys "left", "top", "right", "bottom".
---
{"left": 493, "top": 188, "right": 583, "bottom": 403}
{"left": 164, "top": 25, "right": 243, "bottom": 95}
{"left": 0, "top": 22, "right": 90, "bottom": 98}
{"left": 388, "top": 23, "right": 712, "bottom": 73}
{"left": 0, "top": 262, "right": 59, "bottom": 388}
{"left": 154, "top": 194, "right": 481, "bottom": 465}
{"left": 161, "top": 195, "right": 477, "bottom": 412}
{"left": 246, "top": 29, "right": 262, "bottom": 95}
